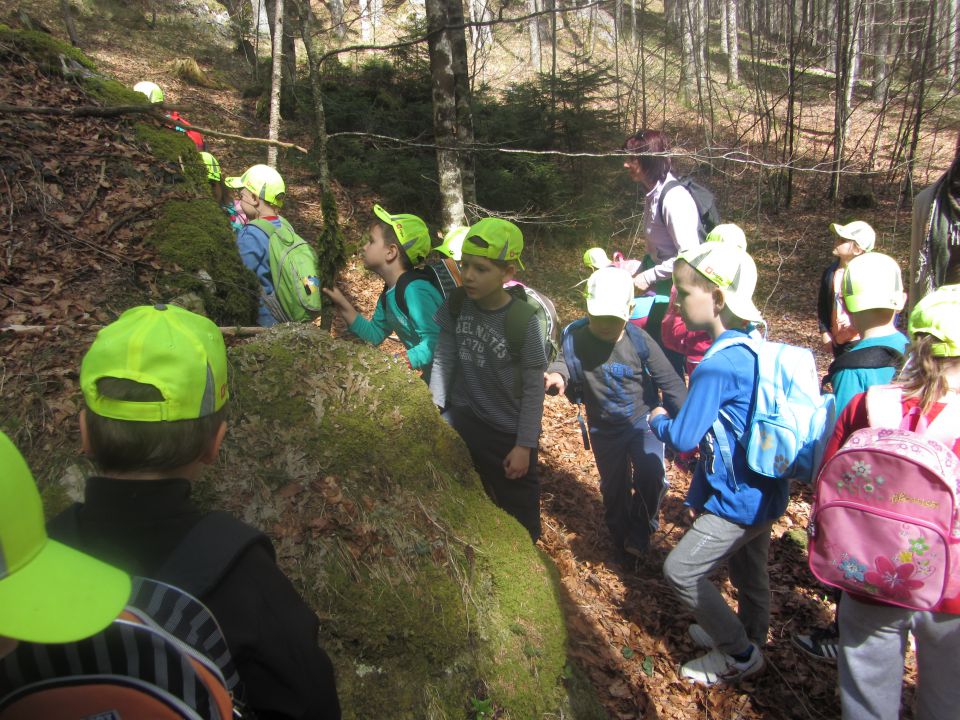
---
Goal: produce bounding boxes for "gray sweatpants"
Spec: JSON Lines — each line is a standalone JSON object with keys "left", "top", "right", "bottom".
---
{"left": 663, "top": 512, "right": 774, "bottom": 655}
{"left": 838, "top": 592, "right": 960, "bottom": 720}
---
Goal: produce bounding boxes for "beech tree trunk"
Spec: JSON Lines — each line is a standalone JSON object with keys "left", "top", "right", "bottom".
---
{"left": 528, "top": 0, "right": 542, "bottom": 71}
{"left": 426, "top": 0, "right": 466, "bottom": 229}
{"left": 267, "top": 0, "right": 283, "bottom": 167}
{"left": 727, "top": 0, "right": 739, "bottom": 86}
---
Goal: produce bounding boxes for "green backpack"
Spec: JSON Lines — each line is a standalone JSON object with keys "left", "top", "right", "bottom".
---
{"left": 249, "top": 218, "right": 323, "bottom": 323}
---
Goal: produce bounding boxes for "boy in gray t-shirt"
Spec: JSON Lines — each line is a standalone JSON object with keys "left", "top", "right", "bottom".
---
{"left": 429, "top": 219, "right": 547, "bottom": 540}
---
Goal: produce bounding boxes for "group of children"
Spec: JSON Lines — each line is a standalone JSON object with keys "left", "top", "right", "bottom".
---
{"left": 5, "top": 86, "right": 953, "bottom": 716}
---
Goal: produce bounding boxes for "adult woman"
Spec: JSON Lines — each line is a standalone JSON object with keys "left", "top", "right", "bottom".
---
{"left": 623, "top": 130, "right": 700, "bottom": 369}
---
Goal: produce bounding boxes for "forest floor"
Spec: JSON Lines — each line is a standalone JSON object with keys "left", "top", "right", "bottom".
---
{"left": 0, "top": 1, "right": 940, "bottom": 718}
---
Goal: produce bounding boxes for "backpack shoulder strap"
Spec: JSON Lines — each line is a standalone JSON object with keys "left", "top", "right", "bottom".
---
{"left": 504, "top": 286, "right": 536, "bottom": 361}
{"left": 827, "top": 345, "right": 903, "bottom": 377}
{"left": 656, "top": 179, "right": 682, "bottom": 225}
{"left": 393, "top": 268, "right": 434, "bottom": 318}
{"left": 154, "top": 511, "right": 275, "bottom": 599}
{"left": 447, "top": 286, "right": 467, "bottom": 321}
{"left": 247, "top": 218, "right": 276, "bottom": 238}
{"left": 561, "top": 318, "right": 589, "bottom": 397}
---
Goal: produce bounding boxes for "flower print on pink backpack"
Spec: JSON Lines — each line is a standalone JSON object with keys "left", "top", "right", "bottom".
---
{"left": 808, "top": 384, "right": 960, "bottom": 613}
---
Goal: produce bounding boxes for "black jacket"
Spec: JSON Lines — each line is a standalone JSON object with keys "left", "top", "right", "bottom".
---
{"left": 48, "top": 477, "right": 341, "bottom": 720}
{"left": 817, "top": 260, "right": 840, "bottom": 334}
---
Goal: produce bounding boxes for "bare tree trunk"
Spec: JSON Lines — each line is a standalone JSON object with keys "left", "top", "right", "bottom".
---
{"left": 720, "top": 0, "right": 728, "bottom": 53}
{"left": 948, "top": 0, "right": 959, "bottom": 85}
{"left": 528, "top": 0, "right": 542, "bottom": 71}
{"left": 267, "top": 0, "right": 283, "bottom": 167}
{"left": 727, "top": 0, "right": 739, "bottom": 86}
{"left": 325, "top": 0, "right": 346, "bottom": 39}
{"left": 59, "top": 0, "right": 80, "bottom": 46}
{"left": 297, "top": 0, "right": 330, "bottom": 190}
{"left": 426, "top": 0, "right": 466, "bottom": 229}
{"left": 680, "top": 0, "right": 697, "bottom": 104}
{"left": 873, "top": 0, "right": 891, "bottom": 100}
{"left": 449, "top": 0, "right": 477, "bottom": 212}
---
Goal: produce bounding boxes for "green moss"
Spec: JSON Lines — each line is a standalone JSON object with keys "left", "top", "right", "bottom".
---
{"left": 134, "top": 124, "right": 208, "bottom": 193}
{"left": 0, "top": 24, "right": 97, "bottom": 71}
{"left": 85, "top": 78, "right": 149, "bottom": 107}
{"left": 146, "top": 199, "right": 258, "bottom": 325}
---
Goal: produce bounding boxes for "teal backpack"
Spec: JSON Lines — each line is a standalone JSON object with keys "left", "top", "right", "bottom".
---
{"left": 249, "top": 218, "right": 322, "bottom": 323}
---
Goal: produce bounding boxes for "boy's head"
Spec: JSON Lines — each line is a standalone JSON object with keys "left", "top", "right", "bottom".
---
{"left": 674, "top": 242, "right": 762, "bottom": 331}
{"left": 831, "top": 220, "right": 875, "bottom": 263}
{"left": 225, "top": 164, "right": 285, "bottom": 218}
{"left": 704, "top": 223, "right": 747, "bottom": 250}
{"left": 79, "top": 304, "right": 229, "bottom": 476}
{"left": 585, "top": 266, "right": 634, "bottom": 342}
{"left": 369, "top": 205, "right": 431, "bottom": 271}
{"left": 134, "top": 81, "right": 164, "bottom": 103}
{"left": 435, "top": 226, "right": 468, "bottom": 262}
{"left": 842, "top": 252, "right": 905, "bottom": 332}
{"left": 0, "top": 431, "right": 130, "bottom": 647}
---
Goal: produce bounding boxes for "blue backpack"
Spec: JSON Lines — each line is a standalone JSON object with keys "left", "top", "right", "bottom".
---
{"left": 561, "top": 318, "right": 651, "bottom": 449}
{"left": 703, "top": 334, "right": 836, "bottom": 484}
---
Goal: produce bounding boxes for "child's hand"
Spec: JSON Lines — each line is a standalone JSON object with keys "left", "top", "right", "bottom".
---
{"left": 633, "top": 274, "right": 652, "bottom": 294}
{"left": 321, "top": 286, "right": 358, "bottom": 324}
{"left": 503, "top": 446, "right": 531, "bottom": 479}
{"left": 648, "top": 406, "right": 668, "bottom": 423}
{"left": 543, "top": 372, "right": 565, "bottom": 395}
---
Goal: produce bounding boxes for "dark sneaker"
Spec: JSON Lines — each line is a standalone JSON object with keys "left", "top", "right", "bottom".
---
{"left": 791, "top": 626, "right": 839, "bottom": 663}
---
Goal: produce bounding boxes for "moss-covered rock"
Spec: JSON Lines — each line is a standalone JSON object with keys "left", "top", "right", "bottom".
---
{"left": 0, "top": 23, "right": 97, "bottom": 71}
{"left": 146, "top": 199, "right": 258, "bottom": 325}
{"left": 192, "top": 324, "right": 602, "bottom": 719}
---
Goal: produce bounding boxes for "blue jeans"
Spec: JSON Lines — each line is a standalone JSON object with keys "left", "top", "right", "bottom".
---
{"left": 589, "top": 421, "right": 665, "bottom": 551}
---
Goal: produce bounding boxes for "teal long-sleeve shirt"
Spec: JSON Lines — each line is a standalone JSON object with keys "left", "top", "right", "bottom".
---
{"left": 348, "top": 278, "right": 443, "bottom": 371}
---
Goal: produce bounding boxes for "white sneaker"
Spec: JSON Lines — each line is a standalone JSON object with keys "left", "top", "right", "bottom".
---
{"left": 679, "top": 643, "right": 764, "bottom": 685}
{"left": 688, "top": 624, "right": 715, "bottom": 649}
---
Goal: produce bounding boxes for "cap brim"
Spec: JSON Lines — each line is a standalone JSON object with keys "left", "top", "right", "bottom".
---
{"left": 0, "top": 539, "right": 130, "bottom": 643}
{"left": 587, "top": 298, "right": 630, "bottom": 322}
{"left": 223, "top": 176, "right": 243, "bottom": 189}
{"left": 723, "top": 292, "right": 763, "bottom": 323}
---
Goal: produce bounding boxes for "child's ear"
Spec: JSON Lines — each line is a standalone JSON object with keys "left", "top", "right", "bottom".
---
{"left": 200, "top": 421, "right": 228, "bottom": 465}
{"left": 712, "top": 287, "right": 726, "bottom": 315}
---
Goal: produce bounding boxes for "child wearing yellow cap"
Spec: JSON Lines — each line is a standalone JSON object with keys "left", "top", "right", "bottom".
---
{"left": 817, "top": 220, "right": 876, "bottom": 357}
{"left": 323, "top": 205, "right": 443, "bottom": 378}
{"left": 648, "top": 242, "right": 771, "bottom": 686}
{"left": 429, "top": 218, "right": 547, "bottom": 541}
{"left": 224, "top": 164, "right": 292, "bottom": 326}
{"left": 819, "top": 284, "right": 960, "bottom": 719}
{"left": 46, "top": 304, "right": 341, "bottom": 719}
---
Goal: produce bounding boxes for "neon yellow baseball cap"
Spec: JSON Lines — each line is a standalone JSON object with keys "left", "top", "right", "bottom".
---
{"left": 462, "top": 218, "right": 525, "bottom": 270}
{"left": 198, "top": 151, "right": 222, "bottom": 182}
{"left": 678, "top": 242, "right": 763, "bottom": 323}
{"left": 705, "top": 223, "right": 747, "bottom": 250}
{"left": 224, "top": 164, "right": 286, "bottom": 208}
{"left": 830, "top": 220, "right": 876, "bottom": 252}
{"left": 583, "top": 247, "right": 612, "bottom": 270}
{"left": 436, "top": 226, "right": 469, "bottom": 261}
{"left": 133, "top": 81, "right": 164, "bottom": 103}
{"left": 0, "top": 431, "right": 131, "bottom": 643}
{"left": 909, "top": 284, "right": 960, "bottom": 357}
{"left": 373, "top": 204, "right": 432, "bottom": 264}
{"left": 80, "top": 304, "right": 229, "bottom": 422}
{"left": 586, "top": 267, "right": 634, "bottom": 321}
{"left": 842, "top": 252, "right": 905, "bottom": 312}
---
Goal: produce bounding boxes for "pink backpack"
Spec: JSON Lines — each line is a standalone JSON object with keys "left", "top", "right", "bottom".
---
{"left": 808, "top": 385, "right": 960, "bottom": 613}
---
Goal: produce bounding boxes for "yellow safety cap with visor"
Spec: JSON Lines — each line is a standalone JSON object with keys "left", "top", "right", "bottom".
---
{"left": 842, "top": 252, "right": 905, "bottom": 313}
{"left": 909, "top": 284, "right": 960, "bottom": 358}
{"left": 436, "top": 226, "right": 469, "bottom": 261}
{"left": 224, "top": 164, "right": 286, "bottom": 208}
{"left": 585, "top": 266, "right": 634, "bottom": 321}
{"left": 80, "top": 304, "right": 229, "bottom": 422}
{"left": 133, "top": 81, "right": 164, "bottom": 103}
{"left": 373, "top": 204, "right": 432, "bottom": 264}
{"left": 462, "top": 218, "right": 525, "bottom": 270}
{"left": 830, "top": 220, "right": 876, "bottom": 252}
{"left": 198, "top": 151, "right": 222, "bottom": 183}
{"left": 0, "top": 431, "right": 131, "bottom": 643}
{"left": 678, "top": 242, "right": 763, "bottom": 323}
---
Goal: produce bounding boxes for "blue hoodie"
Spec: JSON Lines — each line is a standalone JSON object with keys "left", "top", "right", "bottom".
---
{"left": 650, "top": 328, "right": 788, "bottom": 525}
